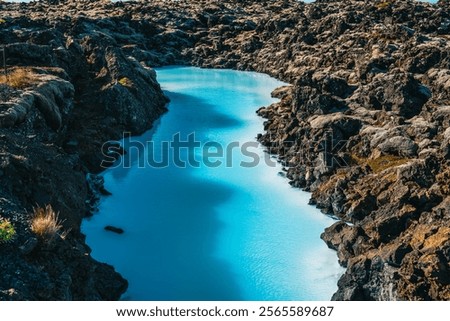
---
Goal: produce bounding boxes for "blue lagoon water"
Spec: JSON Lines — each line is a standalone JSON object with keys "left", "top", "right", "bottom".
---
{"left": 82, "top": 67, "right": 343, "bottom": 300}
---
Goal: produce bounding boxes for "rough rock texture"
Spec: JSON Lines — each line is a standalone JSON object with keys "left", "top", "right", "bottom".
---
{"left": 0, "top": 0, "right": 449, "bottom": 300}
{"left": 0, "top": 1, "right": 169, "bottom": 300}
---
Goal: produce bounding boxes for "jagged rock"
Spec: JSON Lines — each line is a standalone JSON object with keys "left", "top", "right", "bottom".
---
{"left": 19, "top": 237, "right": 38, "bottom": 256}
{"left": 32, "top": 75, "right": 74, "bottom": 130}
{"left": 378, "top": 136, "right": 418, "bottom": 157}
{"left": 353, "top": 71, "right": 432, "bottom": 118}
{"left": 0, "top": 93, "right": 35, "bottom": 128}
{"left": 0, "top": 0, "right": 449, "bottom": 302}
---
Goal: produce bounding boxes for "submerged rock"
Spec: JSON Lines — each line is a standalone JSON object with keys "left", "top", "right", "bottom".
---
{"left": 104, "top": 226, "right": 124, "bottom": 234}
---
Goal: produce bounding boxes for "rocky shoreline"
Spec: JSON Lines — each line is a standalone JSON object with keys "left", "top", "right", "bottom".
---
{"left": 0, "top": 0, "right": 449, "bottom": 300}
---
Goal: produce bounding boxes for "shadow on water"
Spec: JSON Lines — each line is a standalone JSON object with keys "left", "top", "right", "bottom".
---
{"left": 121, "top": 167, "right": 244, "bottom": 300}
{"left": 93, "top": 89, "right": 246, "bottom": 300}
{"left": 109, "top": 90, "right": 243, "bottom": 182}
{"left": 85, "top": 67, "right": 345, "bottom": 301}
{"left": 163, "top": 91, "right": 245, "bottom": 130}
{"left": 108, "top": 117, "right": 162, "bottom": 182}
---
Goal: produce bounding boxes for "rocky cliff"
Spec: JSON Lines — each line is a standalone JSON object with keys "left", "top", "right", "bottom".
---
{"left": 0, "top": 0, "right": 449, "bottom": 300}
{"left": 0, "top": 0, "right": 169, "bottom": 300}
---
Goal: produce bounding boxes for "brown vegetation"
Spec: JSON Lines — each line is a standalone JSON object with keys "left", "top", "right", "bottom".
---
{"left": 352, "top": 154, "right": 410, "bottom": 174}
{"left": 0, "top": 68, "right": 38, "bottom": 89}
{"left": 31, "top": 205, "right": 67, "bottom": 241}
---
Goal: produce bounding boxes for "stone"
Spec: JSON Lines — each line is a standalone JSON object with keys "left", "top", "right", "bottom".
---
{"left": 104, "top": 226, "right": 124, "bottom": 234}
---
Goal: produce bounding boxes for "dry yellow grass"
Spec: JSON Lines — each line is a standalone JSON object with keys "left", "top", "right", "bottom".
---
{"left": 381, "top": 172, "right": 398, "bottom": 183}
{"left": 118, "top": 77, "right": 133, "bottom": 87}
{"left": 352, "top": 154, "right": 409, "bottom": 174}
{"left": 376, "top": 1, "right": 392, "bottom": 10}
{"left": 31, "top": 205, "right": 67, "bottom": 241}
{"left": 0, "top": 68, "right": 38, "bottom": 89}
{"left": 367, "top": 155, "right": 409, "bottom": 173}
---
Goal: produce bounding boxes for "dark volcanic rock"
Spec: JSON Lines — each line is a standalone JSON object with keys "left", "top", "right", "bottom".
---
{"left": 0, "top": 0, "right": 449, "bottom": 301}
{"left": 104, "top": 226, "right": 124, "bottom": 234}
{"left": 0, "top": 0, "right": 169, "bottom": 300}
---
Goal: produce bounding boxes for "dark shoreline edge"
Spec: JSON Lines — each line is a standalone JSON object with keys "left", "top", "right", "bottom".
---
{"left": 0, "top": 0, "right": 449, "bottom": 300}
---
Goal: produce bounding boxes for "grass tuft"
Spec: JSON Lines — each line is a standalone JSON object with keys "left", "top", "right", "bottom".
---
{"left": 31, "top": 205, "right": 67, "bottom": 241}
{"left": 118, "top": 77, "right": 133, "bottom": 87}
{"left": 0, "top": 68, "right": 38, "bottom": 89}
{"left": 367, "top": 155, "right": 409, "bottom": 173}
{"left": 352, "top": 154, "right": 409, "bottom": 173}
{"left": 376, "top": 1, "right": 392, "bottom": 10}
{"left": 0, "top": 218, "right": 16, "bottom": 243}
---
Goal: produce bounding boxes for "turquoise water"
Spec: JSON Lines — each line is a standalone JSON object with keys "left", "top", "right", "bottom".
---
{"left": 82, "top": 67, "right": 343, "bottom": 300}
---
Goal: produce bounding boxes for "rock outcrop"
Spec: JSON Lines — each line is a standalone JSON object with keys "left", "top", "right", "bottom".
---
{"left": 0, "top": 1, "right": 169, "bottom": 300}
{"left": 0, "top": 0, "right": 449, "bottom": 300}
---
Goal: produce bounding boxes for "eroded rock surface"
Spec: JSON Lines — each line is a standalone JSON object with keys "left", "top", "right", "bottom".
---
{"left": 0, "top": 0, "right": 449, "bottom": 300}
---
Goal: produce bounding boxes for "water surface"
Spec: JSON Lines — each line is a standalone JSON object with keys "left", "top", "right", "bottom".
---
{"left": 82, "top": 67, "right": 343, "bottom": 300}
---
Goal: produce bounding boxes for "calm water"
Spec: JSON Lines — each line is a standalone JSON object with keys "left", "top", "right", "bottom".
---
{"left": 82, "top": 67, "right": 343, "bottom": 300}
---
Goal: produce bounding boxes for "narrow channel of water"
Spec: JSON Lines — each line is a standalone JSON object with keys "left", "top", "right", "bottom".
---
{"left": 82, "top": 67, "right": 344, "bottom": 300}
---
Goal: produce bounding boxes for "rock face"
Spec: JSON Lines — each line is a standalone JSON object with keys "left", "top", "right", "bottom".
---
{"left": 0, "top": 1, "right": 169, "bottom": 300}
{"left": 0, "top": 0, "right": 449, "bottom": 300}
